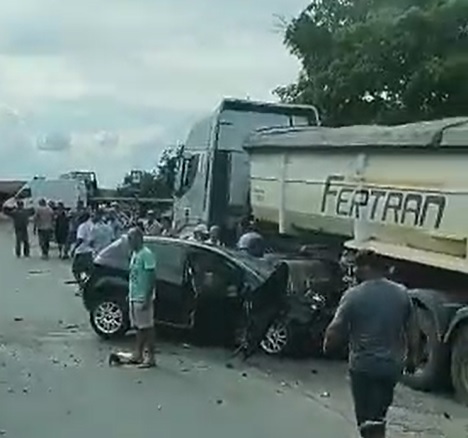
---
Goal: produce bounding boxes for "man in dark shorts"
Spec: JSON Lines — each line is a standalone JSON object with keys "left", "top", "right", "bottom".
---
{"left": 323, "top": 250, "right": 418, "bottom": 438}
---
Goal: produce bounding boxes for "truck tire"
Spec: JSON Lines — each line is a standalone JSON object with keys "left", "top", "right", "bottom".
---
{"left": 451, "top": 324, "right": 468, "bottom": 405}
{"left": 402, "top": 306, "right": 449, "bottom": 392}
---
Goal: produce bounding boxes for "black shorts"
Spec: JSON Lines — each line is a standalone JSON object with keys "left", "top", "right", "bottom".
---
{"left": 350, "top": 370, "right": 397, "bottom": 428}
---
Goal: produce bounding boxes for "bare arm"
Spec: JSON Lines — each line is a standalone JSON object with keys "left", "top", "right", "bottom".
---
{"left": 33, "top": 211, "right": 38, "bottom": 233}
{"left": 323, "top": 290, "right": 353, "bottom": 354}
{"left": 144, "top": 269, "right": 155, "bottom": 302}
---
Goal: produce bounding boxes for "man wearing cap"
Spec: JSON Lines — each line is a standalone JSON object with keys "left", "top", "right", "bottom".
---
{"left": 189, "top": 224, "right": 208, "bottom": 242}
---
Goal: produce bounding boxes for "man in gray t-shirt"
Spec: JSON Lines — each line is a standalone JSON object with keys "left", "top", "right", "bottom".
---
{"left": 324, "top": 250, "right": 418, "bottom": 438}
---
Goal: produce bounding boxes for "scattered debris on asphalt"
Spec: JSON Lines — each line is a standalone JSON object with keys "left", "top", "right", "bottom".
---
{"left": 28, "top": 270, "right": 48, "bottom": 275}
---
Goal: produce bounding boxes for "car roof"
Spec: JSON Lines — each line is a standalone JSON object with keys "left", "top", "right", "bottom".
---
{"left": 143, "top": 236, "right": 280, "bottom": 281}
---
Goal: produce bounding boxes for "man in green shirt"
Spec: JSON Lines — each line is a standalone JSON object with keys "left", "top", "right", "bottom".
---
{"left": 128, "top": 227, "right": 156, "bottom": 368}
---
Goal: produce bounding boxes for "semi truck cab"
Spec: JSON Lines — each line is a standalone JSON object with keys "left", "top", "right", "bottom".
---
{"left": 172, "top": 98, "right": 320, "bottom": 243}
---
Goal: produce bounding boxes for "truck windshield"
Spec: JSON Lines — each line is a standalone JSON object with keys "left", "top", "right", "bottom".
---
{"left": 175, "top": 154, "right": 199, "bottom": 197}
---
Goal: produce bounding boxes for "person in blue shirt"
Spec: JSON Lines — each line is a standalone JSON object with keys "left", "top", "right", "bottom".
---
{"left": 127, "top": 227, "right": 157, "bottom": 368}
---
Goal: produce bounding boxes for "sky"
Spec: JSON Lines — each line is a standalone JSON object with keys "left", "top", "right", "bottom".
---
{"left": 0, "top": 0, "right": 308, "bottom": 187}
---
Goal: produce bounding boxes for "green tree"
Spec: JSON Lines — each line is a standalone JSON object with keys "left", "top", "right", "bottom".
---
{"left": 155, "top": 144, "right": 183, "bottom": 197}
{"left": 118, "top": 144, "right": 184, "bottom": 199}
{"left": 275, "top": 0, "right": 468, "bottom": 125}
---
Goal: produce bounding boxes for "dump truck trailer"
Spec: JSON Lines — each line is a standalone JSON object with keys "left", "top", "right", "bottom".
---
{"left": 244, "top": 117, "right": 468, "bottom": 404}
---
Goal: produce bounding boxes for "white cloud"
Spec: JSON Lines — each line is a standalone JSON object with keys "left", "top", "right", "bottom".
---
{"left": 0, "top": 0, "right": 308, "bottom": 186}
{"left": 36, "top": 132, "right": 71, "bottom": 151}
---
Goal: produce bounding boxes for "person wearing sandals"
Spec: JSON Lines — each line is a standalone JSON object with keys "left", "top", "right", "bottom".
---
{"left": 127, "top": 227, "right": 157, "bottom": 368}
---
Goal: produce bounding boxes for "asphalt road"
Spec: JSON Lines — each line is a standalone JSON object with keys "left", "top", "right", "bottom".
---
{"left": 1, "top": 223, "right": 467, "bottom": 438}
{"left": 0, "top": 225, "right": 353, "bottom": 438}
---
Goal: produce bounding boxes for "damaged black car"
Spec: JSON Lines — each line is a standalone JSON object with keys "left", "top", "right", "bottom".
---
{"left": 81, "top": 236, "right": 290, "bottom": 353}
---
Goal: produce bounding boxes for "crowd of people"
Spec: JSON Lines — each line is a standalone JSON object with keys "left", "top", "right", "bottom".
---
{"left": 5, "top": 198, "right": 174, "bottom": 271}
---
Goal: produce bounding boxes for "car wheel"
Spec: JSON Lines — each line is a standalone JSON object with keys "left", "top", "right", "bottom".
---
{"left": 260, "top": 320, "right": 291, "bottom": 355}
{"left": 90, "top": 296, "right": 129, "bottom": 340}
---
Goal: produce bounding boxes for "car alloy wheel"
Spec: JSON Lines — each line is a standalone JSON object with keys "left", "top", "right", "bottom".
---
{"left": 92, "top": 301, "right": 124, "bottom": 335}
{"left": 260, "top": 320, "right": 289, "bottom": 355}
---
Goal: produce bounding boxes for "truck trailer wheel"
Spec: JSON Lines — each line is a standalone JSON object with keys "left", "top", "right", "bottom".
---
{"left": 451, "top": 324, "right": 468, "bottom": 405}
{"left": 403, "top": 306, "right": 449, "bottom": 392}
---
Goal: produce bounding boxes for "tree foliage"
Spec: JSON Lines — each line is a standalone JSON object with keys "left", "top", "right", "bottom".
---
{"left": 118, "top": 144, "right": 183, "bottom": 198}
{"left": 275, "top": 0, "right": 468, "bottom": 126}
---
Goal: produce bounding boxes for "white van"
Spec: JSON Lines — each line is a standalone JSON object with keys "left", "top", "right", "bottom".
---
{"left": 3, "top": 178, "right": 88, "bottom": 212}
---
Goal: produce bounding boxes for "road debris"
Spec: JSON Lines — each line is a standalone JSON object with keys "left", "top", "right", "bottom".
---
{"left": 28, "top": 269, "right": 48, "bottom": 275}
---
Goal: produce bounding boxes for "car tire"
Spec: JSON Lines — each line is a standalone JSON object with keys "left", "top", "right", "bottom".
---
{"left": 402, "top": 306, "right": 449, "bottom": 392}
{"left": 450, "top": 324, "right": 468, "bottom": 405}
{"left": 89, "top": 295, "right": 130, "bottom": 340}
{"left": 260, "top": 319, "right": 291, "bottom": 355}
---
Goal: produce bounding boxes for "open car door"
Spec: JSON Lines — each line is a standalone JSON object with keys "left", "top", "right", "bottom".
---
{"left": 148, "top": 241, "right": 196, "bottom": 329}
{"left": 237, "top": 258, "right": 289, "bottom": 358}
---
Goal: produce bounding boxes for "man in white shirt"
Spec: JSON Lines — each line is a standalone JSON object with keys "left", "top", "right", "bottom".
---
{"left": 71, "top": 212, "right": 94, "bottom": 285}
{"left": 144, "top": 210, "right": 162, "bottom": 236}
{"left": 90, "top": 210, "right": 114, "bottom": 254}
